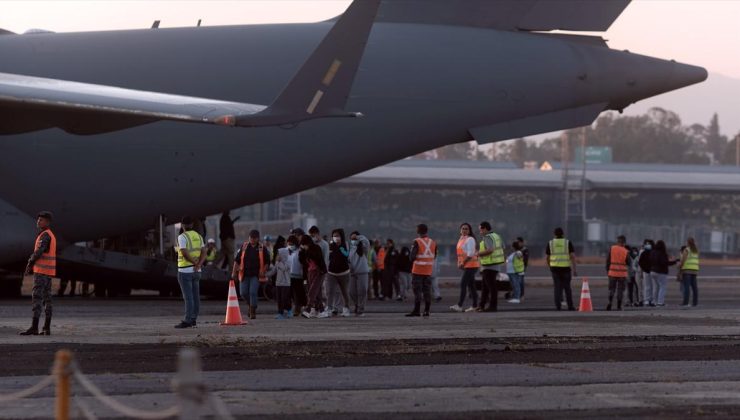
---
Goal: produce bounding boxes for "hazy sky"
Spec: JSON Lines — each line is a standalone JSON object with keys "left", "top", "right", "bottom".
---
{"left": 1, "top": 0, "right": 738, "bottom": 79}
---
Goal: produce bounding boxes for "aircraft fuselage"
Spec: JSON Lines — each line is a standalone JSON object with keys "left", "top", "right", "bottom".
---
{"left": 0, "top": 22, "right": 706, "bottom": 263}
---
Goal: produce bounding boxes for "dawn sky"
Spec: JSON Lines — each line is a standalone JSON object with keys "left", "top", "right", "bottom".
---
{"left": 1, "top": 0, "right": 738, "bottom": 79}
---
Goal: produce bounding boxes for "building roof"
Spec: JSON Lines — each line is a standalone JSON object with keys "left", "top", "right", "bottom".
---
{"left": 337, "top": 159, "right": 740, "bottom": 192}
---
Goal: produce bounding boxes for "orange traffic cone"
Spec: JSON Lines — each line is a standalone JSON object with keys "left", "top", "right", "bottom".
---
{"left": 221, "top": 280, "right": 247, "bottom": 326}
{"left": 578, "top": 277, "right": 593, "bottom": 312}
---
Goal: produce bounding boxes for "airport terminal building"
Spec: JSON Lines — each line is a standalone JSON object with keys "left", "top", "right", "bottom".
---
{"left": 235, "top": 159, "right": 740, "bottom": 259}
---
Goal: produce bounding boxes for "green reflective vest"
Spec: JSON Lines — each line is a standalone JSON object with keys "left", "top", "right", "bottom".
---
{"left": 479, "top": 232, "right": 505, "bottom": 266}
{"left": 206, "top": 248, "right": 217, "bottom": 262}
{"left": 177, "top": 230, "right": 203, "bottom": 268}
{"left": 368, "top": 248, "right": 376, "bottom": 270}
{"left": 513, "top": 252, "right": 525, "bottom": 273}
{"left": 549, "top": 238, "right": 571, "bottom": 268}
{"left": 682, "top": 250, "right": 700, "bottom": 272}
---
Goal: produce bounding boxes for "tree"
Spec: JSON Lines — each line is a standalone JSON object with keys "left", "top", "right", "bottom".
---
{"left": 705, "top": 113, "right": 727, "bottom": 163}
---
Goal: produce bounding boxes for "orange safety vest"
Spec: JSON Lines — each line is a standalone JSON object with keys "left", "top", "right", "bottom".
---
{"left": 608, "top": 245, "right": 629, "bottom": 278}
{"left": 456, "top": 236, "right": 480, "bottom": 269}
{"left": 412, "top": 237, "right": 437, "bottom": 276}
{"left": 239, "top": 242, "right": 267, "bottom": 282}
{"left": 376, "top": 248, "right": 386, "bottom": 270}
{"left": 33, "top": 229, "right": 57, "bottom": 277}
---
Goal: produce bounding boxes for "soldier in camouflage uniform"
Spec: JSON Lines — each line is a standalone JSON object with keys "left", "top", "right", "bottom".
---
{"left": 20, "top": 211, "right": 57, "bottom": 336}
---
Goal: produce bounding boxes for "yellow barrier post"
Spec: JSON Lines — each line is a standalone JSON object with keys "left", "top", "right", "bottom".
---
{"left": 53, "top": 349, "right": 72, "bottom": 420}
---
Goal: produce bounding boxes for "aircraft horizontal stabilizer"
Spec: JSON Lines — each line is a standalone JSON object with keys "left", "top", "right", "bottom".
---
{"left": 0, "top": 0, "right": 379, "bottom": 135}
{"left": 470, "top": 102, "right": 607, "bottom": 144}
{"left": 375, "top": 0, "right": 630, "bottom": 32}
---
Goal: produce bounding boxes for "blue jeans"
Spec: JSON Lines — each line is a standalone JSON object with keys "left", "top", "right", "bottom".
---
{"left": 458, "top": 268, "right": 478, "bottom": 307}
{"left": 508, "top": 272, "right": 523, "bottom": 299}
{"left": 240, "top": 276, "right": 260, "bottom": 307}
{"left": 177, "top": 271, "right": 200, "bottom": 323}
{"left": 681, "top": 273, "right": 698, "bottom": 306}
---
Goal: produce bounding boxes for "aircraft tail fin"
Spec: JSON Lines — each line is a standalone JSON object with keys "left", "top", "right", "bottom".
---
{"left": 237, "top": 0, "right": 380, "bottom": 127}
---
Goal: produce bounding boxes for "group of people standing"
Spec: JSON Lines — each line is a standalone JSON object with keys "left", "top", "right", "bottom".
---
{"left": 227, "top": 223, "right": 442, "bottom": 319}
{"left": 605, "top": 236, "right": 700, "bottom": 310}
{"left": 450, "top": 222, "right": 531, "bottom": 313}
{"left": 172, "top": 214, "right": 703, "bottom": 328}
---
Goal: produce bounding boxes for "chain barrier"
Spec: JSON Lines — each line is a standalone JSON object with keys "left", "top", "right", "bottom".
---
{"left": 0, "top": 374, "right": 54, "bottom": 403}
{"left": 74, "top": 398, "right": 99, "bottom": 420}
{"left": 72, "top": 365, "right": 180, "bottom": 420}
{"left": 208, "top": 395, "right": 236, "bottom": 420}
{"left": 0, "top": 348, "right": 234, "bottom": 419}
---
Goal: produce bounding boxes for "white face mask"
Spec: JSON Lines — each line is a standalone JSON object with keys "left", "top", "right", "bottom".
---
{"left": 351, "top": 240, "right": 358, "bottom": 246}
{"left": 289, "top": 245, "right": 296, "bottom": 251}
{"left": 332, "top": 236, "right": 341, "bottom": 244}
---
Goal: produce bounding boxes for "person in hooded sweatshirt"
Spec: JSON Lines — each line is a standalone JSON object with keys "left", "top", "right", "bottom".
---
{"left": 300, "top": 235, "right": 329, "bottom": 318}
{"left": 326, "top": 228, "right": 352, "bottom": 317}
{"left": 349, "top": 231, "right": 371, "bottom": 316}
{"left": 396, "top": 246, "right": 413, "bottom": 301}
{"left": 269, "top": 239, "right": 292, "bottom": 319}
{"left": 649, "top": 240, "right": 678, "bottom": 307}
{"left": 638, "top": 239, "right": 654, "bottom": 307}
{"left": 287, "top": 234, "right": 307, "bottom": 317}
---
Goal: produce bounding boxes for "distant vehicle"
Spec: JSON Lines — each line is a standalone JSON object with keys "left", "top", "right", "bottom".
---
{"left": 0, "top": 0, "right": 706, "bottom": 295}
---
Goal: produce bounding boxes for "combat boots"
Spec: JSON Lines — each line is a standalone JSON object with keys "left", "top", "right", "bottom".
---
{"left": 20, "top": 318, "right": 39, "bottom": 335}
{"left": 40, "top": 317, "right": 51, "bottom": 335}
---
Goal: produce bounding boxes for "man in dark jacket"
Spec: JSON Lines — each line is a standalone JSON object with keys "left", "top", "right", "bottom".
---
{"left": 638, "top": 239, "right": 654, "bottom": 306}
{"left": 233, "top": 229, "right": 270, "bottom": 319}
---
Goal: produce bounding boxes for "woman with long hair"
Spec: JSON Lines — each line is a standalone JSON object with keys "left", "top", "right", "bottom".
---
{"left": 679, "top": 237, "right": 700, "bottom": 307}
{"left": 450, "top": 222, "right": 479, "bottom": 312}
{"left": 300, "top": 235, "right": 328, "bottom": 318}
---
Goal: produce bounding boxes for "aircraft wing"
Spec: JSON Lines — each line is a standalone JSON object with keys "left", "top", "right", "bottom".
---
{"left": 0, "top": 0, "right": 380, "bottom": 135}
{"left": 0, "top": 74, "right": 267, "bottom": 135}
{"left": 376, "top": 0, "right": 630, "bottom": 32}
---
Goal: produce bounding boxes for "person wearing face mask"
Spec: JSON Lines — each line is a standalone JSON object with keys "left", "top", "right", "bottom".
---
{"left": 268, "top": 236, "right": 292, "bottom": 319}
{"left": 326, "top": 228, "right": 352, "bottom": 317}
{"left": 349, "top": 231, "right": 371, "bottom": 315}
{"left": 308, "top": 225, "right": 333, "bottom": 310}
{"left": 287, "top": 234, "right": 307, "bottom": 317}
{"left": 638, "top": 239, "right": 654, "bottom": 307}
{"left": 300, "top": 235, "right": 329, "bottom": 318}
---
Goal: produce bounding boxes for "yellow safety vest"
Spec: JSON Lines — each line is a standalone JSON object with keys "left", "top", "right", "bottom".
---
{"left": 479, "top": 232, "right": 504, "bottom": 266}
{"left": 206, "top": 248, "right": 217, "bottom": 262}
{"left": 682, "top": 250, "right": 700, "bottom": 272}
{"left": 513, "top": 252, "right": 525, "bottom": 273}
{"left": 549, "top": 238, "right": 571, "bottom": 268}
{"left": 177, "top": 230, "right": 203, "bottom": 268}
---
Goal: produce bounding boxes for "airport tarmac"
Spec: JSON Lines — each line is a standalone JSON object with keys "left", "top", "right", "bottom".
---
{"left": 1, "top": 268, "right": 739, "bottom": 418}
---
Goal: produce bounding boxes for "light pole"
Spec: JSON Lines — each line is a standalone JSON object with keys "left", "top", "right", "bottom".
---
{"left": 561, "top": 131, "right": 570, "bottom": 230}
{"left": 581, "top": 127, "right": 588, "bottom": 256}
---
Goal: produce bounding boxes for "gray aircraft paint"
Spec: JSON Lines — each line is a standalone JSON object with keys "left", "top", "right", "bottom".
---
{"left": 0, "top": 19, "right": 706, "bottom": 264}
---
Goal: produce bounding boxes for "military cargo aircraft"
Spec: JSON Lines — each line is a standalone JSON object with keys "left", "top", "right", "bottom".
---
{"left": 0, "top": 0, "right": 707, "bottom": 295}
